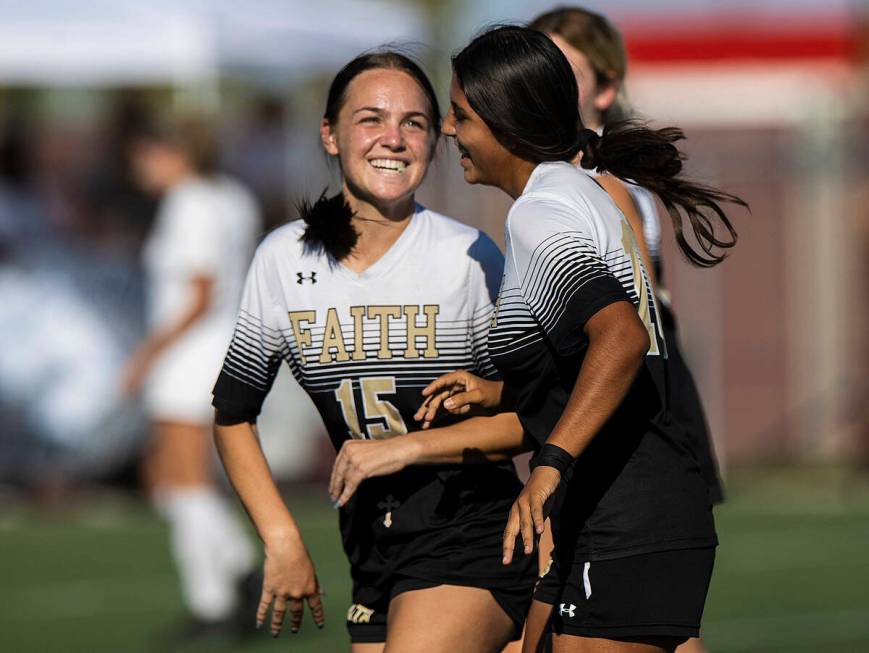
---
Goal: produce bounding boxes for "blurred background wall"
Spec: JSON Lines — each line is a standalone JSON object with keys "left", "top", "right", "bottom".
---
{"left": 0, "top": 0, "right": 865, "bottom": 482}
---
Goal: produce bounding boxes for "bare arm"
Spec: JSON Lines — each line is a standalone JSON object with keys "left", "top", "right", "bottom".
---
{"left": 213, "top": 419, "right": 300, "bottom": 544}
{"left": 546, "top": 301, "right": 649, "bottom": 457}
{"left": 410, "top": 412, "right": 530, "bottom": 463}
{"left": 214, "top": 417, "right": 325, "bottom": 635}
{"left": 503, "top": 301, "right": 650, "bottom": 563}
{"left": 121, "top": 276, "right": 214, "bottom": 396}
{"left": 329, "top": 412, "right": 533, "bottom": 507}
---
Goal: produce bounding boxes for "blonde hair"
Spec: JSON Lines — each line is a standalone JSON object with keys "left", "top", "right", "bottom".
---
{"left": 529, "top": 6, "right": 632, "bottom": 123}
{"left": 139, "top": 114, "right": 220, "bottom": 176}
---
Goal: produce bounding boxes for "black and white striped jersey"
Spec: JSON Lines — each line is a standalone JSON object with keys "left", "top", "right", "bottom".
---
{"left": 489, "top": 161, "right": 666, "bottom": 445}
{"left": 489, "top": 162, "right": 716, "bottom": 561}
{"left": 212, "top": 206, "right": 502, "bottom": 452}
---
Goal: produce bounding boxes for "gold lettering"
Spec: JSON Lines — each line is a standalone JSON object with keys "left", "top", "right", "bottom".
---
{"left": 335, "top": 379, "right": 363, "bottom": 438}
{"left": 349, "top": 306, "right": 366, "bottom": 361}
{"left": 361, "top": 377, "right": 407, "bottom": 439}
{"left": 620, "top": 222, "right": 660, "bottom": 355}
{"left": 366, "top": 306, "right": 401, "bottom": 360}
{"left": 403, "top": 304, "right": 439, "bottom": 358}
{"left": 319, "top": 307, "right": 350, "bottom": 363}
{"left": 347, "top": 603, "right": 375, "bottom": 624}
{"left": 287, "top": 310, "right": 316, "bottom": 364}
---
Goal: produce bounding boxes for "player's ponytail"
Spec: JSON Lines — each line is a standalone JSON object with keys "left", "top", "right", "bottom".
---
{"left": 453, "top": 25, "right": 748, "bottom": 267}
{"left": 297, "top": 190, "right": 357, "bottom": 260}
{"left": 300, "top": 50, "right": 441, "bottom": 261}
{"left": 577, "top": 123, "right": 746, "bottom": 267}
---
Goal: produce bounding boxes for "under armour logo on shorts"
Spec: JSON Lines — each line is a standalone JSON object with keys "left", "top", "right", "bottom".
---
{"left": 559, "top": 603, "right": 576, "bottom": 618}
{"left": 297, "top": 272, "right": 317, "bottom": 284}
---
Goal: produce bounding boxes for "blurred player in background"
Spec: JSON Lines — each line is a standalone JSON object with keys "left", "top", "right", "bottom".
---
{"left": 123, "top": 115, "right": 261, "bottom": 640}
{"left": 212, "top": 51, "right": 537, "bottom": 652}
{"left": 521, "top": 8, "right": 727, "bottom": 651}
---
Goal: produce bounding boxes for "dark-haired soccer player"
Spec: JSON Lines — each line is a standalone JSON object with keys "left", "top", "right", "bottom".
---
{"left": 211, "top": 51, "right": 536, "bottom": 652}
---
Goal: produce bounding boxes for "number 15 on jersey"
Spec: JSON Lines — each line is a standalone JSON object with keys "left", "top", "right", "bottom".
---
{"left": 334, "top": 377, "right": 408, "bottom": 440}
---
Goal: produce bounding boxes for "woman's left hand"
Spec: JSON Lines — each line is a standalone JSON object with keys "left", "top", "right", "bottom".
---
{"left": 329, "top": 436, "right": 422, "bottom": 507}
{"left": 502, "top": 465, "right": 562, "bottom": 565}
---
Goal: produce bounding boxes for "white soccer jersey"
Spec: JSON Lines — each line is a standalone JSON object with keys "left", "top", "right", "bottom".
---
{"left": 144, "top": 175, "right": 260, "bottom": 337}
{"left": 142, "top": 175, "right": 261, "bottom": 422}
{"left": 490, "top": 161, "right": 663, "bottom": 371}
{"left": 212, "top": 206, "right": 503, "bottom": 450}
{"left": 627, "top": 184, "right": 662, "bottom": 264}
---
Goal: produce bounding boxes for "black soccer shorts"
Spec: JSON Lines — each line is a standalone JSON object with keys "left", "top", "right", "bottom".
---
{"left": 534, "top": 547, "right": 716, "bottom": 640}
{"left": 346, "top": 575, "right": 533, "bottom": 643}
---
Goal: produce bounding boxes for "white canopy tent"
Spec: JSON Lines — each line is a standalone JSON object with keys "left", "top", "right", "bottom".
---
{"left": 0, "top": 0, "right": 429, "bottom": 86}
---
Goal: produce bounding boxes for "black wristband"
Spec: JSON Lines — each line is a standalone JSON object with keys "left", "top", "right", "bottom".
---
{"left": 530, "top": 444, "right": 575, "bottom": 476}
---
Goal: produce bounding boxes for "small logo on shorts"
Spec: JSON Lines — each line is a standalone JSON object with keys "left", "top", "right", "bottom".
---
{"left": 559, "top": 603, "right": 576, "bottom": 618}
{"left": 347, "top": 603, "right": 375, "bottom": 624}
{"left": 297, "top": 272, "right": 317, "bottom": 285}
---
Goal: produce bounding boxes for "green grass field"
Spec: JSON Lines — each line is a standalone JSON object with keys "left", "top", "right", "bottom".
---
{"left": 2, "top": 466, "right": 868, "bottom": 653}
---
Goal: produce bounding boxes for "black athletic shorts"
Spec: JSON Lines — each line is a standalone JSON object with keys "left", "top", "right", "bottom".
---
{"left": 534, "top": 547, "right": 716, "bottom": 640}
{"left": 341, "top": 466, "right": 537, "bottom": 644}
{"left": 346, "top": 575, "right": 533, "bottom": 643}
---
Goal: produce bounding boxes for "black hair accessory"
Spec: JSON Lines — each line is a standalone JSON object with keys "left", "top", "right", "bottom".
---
{"left": 298, "top": 190, "right": 358, "bottom": 261}
{"left": 577, "top": 128, "right": 604, "bottom": 172}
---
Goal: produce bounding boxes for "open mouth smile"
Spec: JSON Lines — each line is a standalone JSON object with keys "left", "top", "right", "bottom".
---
{"left": 369, "top": 158, "right": 408, "bottom": 173}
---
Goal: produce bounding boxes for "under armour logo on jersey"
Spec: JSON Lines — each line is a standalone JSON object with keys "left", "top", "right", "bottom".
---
{"left": 559, "top": 603, "right": 576, "bottom": 618}
{"left": 297, "top": 272, "right": 317, "bottom": 285}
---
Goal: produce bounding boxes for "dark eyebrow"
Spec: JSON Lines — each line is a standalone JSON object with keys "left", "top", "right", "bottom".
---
{"left": 352, "top": 107, "right": 430, "bottom": 122}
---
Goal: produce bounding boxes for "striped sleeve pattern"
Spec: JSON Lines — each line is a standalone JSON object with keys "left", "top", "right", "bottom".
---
{"left": 212, "top": 249, "right": 288, "bottom": 420}
{"left": 509, "top": 201, "right": 628, "bottom": 353}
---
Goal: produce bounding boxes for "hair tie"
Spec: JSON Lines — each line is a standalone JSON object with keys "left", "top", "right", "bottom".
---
{"left": 577, "top": 128, "right": 604, "bottom": 172}
{"left": 298, "top": 190, "right": 358, "bottom": 260}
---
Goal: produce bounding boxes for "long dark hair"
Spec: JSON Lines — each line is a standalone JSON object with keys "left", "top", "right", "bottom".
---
{"left": 452, "top": 26, "right": 746, "bottom": 267}
{"left": 300, "top": 51, "right": 441, "bottom": 260}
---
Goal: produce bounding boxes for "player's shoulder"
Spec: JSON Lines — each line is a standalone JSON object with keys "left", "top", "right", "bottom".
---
{"left": 417, "top": 205, "right": 503, "bottom": 262}
{"left": 215, "top": 174, "right": 258, "bottom": 209}
{"left": 508, "top": 163, "right": 602, "bottom": 239}
{"left": 417, "top": 204, "right": 479, "bottom": 241}
{"left": 253, "top": 220, "right": 307, "bottom": 267}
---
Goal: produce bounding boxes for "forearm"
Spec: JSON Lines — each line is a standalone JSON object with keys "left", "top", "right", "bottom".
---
{"left": 213, "top": 420, "right": 302, "bottom": 543}
{"left": 141, "top": 276, "right": 214, "bottom": 359}
{"left": 406, "top": 412, "right": 532, "bottom": 465}
{"left": 546, "top": 312, "right": 648, "bottom": 458}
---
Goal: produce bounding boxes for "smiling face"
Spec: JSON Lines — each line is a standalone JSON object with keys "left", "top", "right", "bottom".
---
{"left": 442, "top": 75, "right": 517, "bottom": 190}
{"left": 320, "top": 68, "right": 435, "bottom": 216}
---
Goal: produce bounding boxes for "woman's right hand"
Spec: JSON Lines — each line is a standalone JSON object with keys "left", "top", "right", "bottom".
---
{"left": 258, "top": 534, "right": 325, "bottom": 637}
{"left": 413, "top": 370, "right": 504, "bottom": 429}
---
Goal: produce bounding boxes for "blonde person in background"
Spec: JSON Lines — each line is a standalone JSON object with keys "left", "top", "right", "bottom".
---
{"left": 122, "top": 115, "right": 262, "bottom": 642}
{"left": 504, "top": 8, "right": 727, "bottom": 653}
